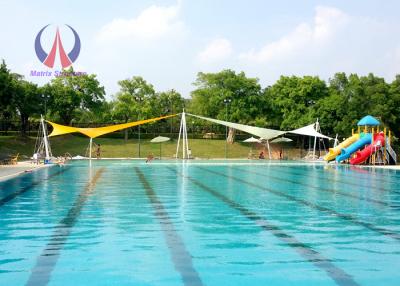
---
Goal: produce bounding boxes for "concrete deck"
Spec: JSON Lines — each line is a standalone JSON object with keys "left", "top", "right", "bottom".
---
{"left": 0, "top": 162, "right": 49, "bottom": 182}
{"left": 359, "top": 165, "right": 400, "bottom": 170}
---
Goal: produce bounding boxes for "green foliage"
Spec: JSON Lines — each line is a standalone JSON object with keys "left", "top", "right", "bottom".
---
{"left": 111, "top": 77, "right": 185, "bottom": 140}
{"left": 44, "top": 67, "right": 105, "bottom": 124}
{"left": 314, "top": 73, "right": 400, "bottom": 137}
{"left": 190, "top": 70, "right": 269, "bottom": 126}
{"left": 11, "top": 78, "right": 42, "bottom": 135}
{"left": 268, "top": 75, "right": 328, "bottom": 129}
{"left": 388, "top": 75, "right": 400, "bottom": 132}
{"left": 112, "top": 76, "right": 156, "bottom": 122}
{"left": 0, "top": 60, "right": 14, "bottom": 118}
{"left": 190, "top": 70, "right": 400, "bottom": 138}
{"left": 112, "top": 77, "right": 185, "bottom": 122}
{"left": 0, "top": 60, "right": 44, "bottom": 135}
{"left": 1, "top": 57, "right": 400, "bottom": 142}
{"left": 74, "top": 101, "right": 115, "bottom": 124}
{"left": 156, "top": 89, "right": 185, "bottom": 116}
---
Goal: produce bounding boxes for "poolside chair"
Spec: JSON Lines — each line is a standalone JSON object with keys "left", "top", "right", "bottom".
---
{"left": 0, "top": 156, "right": 8, "bottom": 165}
{"left": 10, "top": 153, "right": 19, "bottom": 165}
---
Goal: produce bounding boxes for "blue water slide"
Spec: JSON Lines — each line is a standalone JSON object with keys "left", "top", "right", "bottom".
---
{"left": 336, "top": 133, "right": 372, "bottom": 162}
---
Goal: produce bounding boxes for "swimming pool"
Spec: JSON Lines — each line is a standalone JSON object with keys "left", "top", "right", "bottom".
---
{"left": 1, "top": 160, "right": 399, "bottom": 286}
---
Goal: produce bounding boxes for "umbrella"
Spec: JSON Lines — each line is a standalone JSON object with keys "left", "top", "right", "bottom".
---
{"left": 243, "top": 137, "right": 261, "bottom": 158}
{"left": 270, "top": 137, "right": 293, "bottom": 143}
{"left": 243, "top": 137, "right": 261, "bottom": 143}
{"left": 270, "top": 137, "right": 293, "bottom": 160}
{"left": 150, "top": 136, "right": 170, "bottom": 159}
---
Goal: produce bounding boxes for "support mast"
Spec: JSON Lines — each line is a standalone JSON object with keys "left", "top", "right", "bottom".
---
{"left": 175, "top": 111, "right": 190, "bottom": 159}
{"left": 313, "top": 118, "right": 319, "bottom": 160}
{"left": 41, "top": 115, "right": 51, "bottom": 162}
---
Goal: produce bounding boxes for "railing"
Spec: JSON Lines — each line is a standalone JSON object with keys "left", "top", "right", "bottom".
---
{"left": 386, "top": 138, "right": 397, "bottom": 164}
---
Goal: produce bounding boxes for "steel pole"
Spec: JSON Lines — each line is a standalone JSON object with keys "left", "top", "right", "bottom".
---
{"left": 225, "top": 103, "right": 228, "bottom": 159}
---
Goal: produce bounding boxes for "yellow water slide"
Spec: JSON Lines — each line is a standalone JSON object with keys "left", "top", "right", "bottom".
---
{"left": 324, "top": 133, "right": 360, "bottom": 161}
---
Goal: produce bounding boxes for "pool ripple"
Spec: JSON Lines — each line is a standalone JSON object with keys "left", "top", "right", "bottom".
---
{"left": 1, "top": 161, "right": 400, "bottom": 285}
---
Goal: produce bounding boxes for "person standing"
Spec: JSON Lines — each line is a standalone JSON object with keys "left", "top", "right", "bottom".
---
{"left": 96, "top": 144, "right": 101, "bottom": 159}
{"left": 33, "top": 153, "right": 39, "bottom": 165}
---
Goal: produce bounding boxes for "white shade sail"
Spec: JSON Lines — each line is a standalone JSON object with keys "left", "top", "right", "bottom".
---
{"left": 187, "top": 113, "right": 285, "bottom": 140}
{"left": 187, "top": 113, "right": 331, "bottom": 141}
{"left": 289, "top": 123, "right": 332, "bottom": 140}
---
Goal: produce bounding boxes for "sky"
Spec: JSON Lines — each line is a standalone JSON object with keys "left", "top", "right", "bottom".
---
{"left": 0, "top": 0, "right": 399, "bottom": 99}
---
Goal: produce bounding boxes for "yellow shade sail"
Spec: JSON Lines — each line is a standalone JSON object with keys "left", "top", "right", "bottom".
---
{"left": 46, "top": 121, "right": 80, "bottom": 137}
{"left": 47, "top": 114, "right": 177, "bottom": 138}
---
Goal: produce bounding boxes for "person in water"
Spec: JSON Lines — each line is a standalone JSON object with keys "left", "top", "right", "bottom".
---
{"left": 146, "top": 154, "right": 154, "bottom": 163}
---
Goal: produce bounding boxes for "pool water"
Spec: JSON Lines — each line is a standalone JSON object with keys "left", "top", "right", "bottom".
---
{"left": 1, "top": 160, "right": 400, "bottom": 286}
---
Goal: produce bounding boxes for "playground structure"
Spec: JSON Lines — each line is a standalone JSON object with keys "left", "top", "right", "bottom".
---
{"left": 324, "top": 115, "right": 397, "bottom": 165}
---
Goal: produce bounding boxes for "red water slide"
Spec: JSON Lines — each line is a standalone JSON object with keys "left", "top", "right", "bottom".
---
{"left": 350, "top": 132, "right": 385, "bottom": 165}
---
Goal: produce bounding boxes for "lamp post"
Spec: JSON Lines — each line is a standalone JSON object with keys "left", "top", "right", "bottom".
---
{"left": 136, "top": 96, "right": 143, "bottom": 158}
{"left": 169, "top": 92, "right": 174, "bottom": 135}
{"left": 223, "top": 98, "right": 232, "bottom": 159}
{"left": 192, "top": 120, "right": 195, "bottom": 139}
{"left": 41, "top": 94, "right": 50, "bottom": 118}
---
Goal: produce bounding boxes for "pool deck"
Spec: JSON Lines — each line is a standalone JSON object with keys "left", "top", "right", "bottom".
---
{"left": 0, "top": 162, "right": 49, "bottom": 182}
{"left": 360, "top": 164, "right": 400, "bottom": 170}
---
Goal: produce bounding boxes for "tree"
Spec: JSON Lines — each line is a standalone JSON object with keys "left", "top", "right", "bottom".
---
{"left": 190, "top": 70, "right": 269, "bottom": 126}
{"left": 268, "top": 75, "right": 329, "bottom": 130}
{"left": 360, "top": 73, "right": 394, "bottom": 132}
{"left": 0, "top": 60, "right": 13, "bottom": 118}
{"left": 389, "top": 75, "right": 400, "bottom": 137}
{"left": 313, "top": 73, "right": 397, "bottom": 137}
{"left": 74, "top": 101, "right": 115, "bottom": 124}
{"left": 313, "top": 72, "right": 354, "bottom": 136}
{"left": 44, "top": 67, "right": 105, "bottom": 124}
{"left": 10, "top": 76, "right": 42, "bottom": 136}
{"left": 112, "top": 76, "right": 156, "bottom": 140}
{"left": 156, "top": 89, "right": 185, "bottom": 133}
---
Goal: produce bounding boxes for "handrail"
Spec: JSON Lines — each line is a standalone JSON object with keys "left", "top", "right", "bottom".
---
{"left": 385, "top": 138, "right": 397, "bottom": 164}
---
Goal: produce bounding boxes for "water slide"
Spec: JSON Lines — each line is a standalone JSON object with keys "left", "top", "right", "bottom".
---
{"left": 324, "top": 134, "right": 360, "bottom": 161}
{"left": 350, "top": 132, "right": 385, "bottom": 165}
{"left": 335, "top": 133, "right": 372, "bottom": 162}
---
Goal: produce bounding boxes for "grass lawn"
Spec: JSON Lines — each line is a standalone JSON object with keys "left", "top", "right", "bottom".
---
{"left": 0, "top": 135, "right": 299, "bottom": 159}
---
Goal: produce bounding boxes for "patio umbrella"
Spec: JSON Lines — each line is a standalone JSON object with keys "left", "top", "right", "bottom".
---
{"left": 243, "top": 137, "right": 261, "bottom": 157}
{"left": 270, "top": 137, "right": 293, "bottom": 143}
{"left": 150, "top": 136, "right": 170, "bottom": 159}
{"left": 243, "top": 137, "right": 262, "bottom": 143}
{"left": 270, "top": 137, "right": 293, "bottom": 159}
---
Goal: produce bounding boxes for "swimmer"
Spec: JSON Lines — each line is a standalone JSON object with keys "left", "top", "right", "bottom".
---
{"left": 146, "top": 154, "right": 154, "bottom": 163}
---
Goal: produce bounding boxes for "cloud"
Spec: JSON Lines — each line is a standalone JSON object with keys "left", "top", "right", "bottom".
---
{"left": 236, "top": 5, "right": 400, "bottom": 85}
{"left": 197, "top": 38, "right": 233, "bottom": 64}
{"left": 90, "top": 2, "right": 190, "bottom": 98}
{"left": 97, "top": 3, "right": 185, "bottom": 42}
{"left": 239, "top": 6, "right": 349, "bottom": 63}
